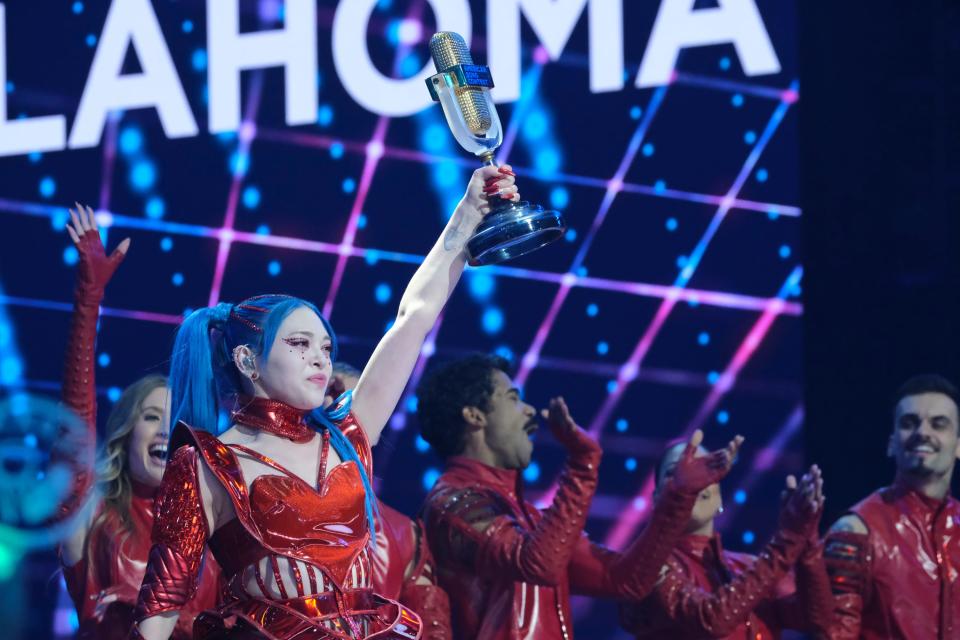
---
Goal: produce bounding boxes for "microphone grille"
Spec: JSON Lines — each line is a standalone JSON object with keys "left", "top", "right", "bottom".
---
{"left": 428, "top": 32, "right": 491, "bottom": 136}
{"left": 429, "top": 31, "right": 474, "bottom": 72}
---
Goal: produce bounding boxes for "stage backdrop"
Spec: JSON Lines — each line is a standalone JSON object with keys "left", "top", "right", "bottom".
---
{"left": 0, "top": 1, "right": 801, "bottom": 637}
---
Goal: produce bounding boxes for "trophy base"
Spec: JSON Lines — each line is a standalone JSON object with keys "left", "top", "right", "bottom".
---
{"left": 466, "top": 201, "right": 566, "bottom": 267}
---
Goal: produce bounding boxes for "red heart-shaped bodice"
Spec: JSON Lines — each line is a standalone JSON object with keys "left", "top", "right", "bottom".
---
{"left": 248, "top": 460, "right": 369, "bottom": 587}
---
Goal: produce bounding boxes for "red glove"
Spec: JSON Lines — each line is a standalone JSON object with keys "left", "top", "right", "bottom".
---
{"left": 58, "top": 204, "right": 129, "bottom": 517}
{"left": 670, "top": 430, "right": 744, "bottom": 497}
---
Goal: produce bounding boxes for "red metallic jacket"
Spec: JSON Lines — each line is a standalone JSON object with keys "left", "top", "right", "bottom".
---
{"left": 823, "top": 483, "right": 960, "bottom": 639}
{"left": 372, "top": 502, "right": 452, "bottom": 639}
{"left": 422, "top": 433, "right": 702, "bottom": 640}
{"left": 58, "top": 230, "right": 219, "bottom": 640}
{"left": 133, "top": 405, "right": 422, "bottom": 639}
{"left": 619, "top": 532, "right": 834, "bottom": 639}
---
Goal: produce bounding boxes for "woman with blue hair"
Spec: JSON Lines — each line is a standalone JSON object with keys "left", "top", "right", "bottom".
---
{"left": 131, "top": 165, "right": 520, "bottom": 640}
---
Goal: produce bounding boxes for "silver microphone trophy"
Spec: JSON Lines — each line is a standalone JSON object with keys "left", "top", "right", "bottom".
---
{"left": 426, "top": 32, "right": 566, "bottom": 266}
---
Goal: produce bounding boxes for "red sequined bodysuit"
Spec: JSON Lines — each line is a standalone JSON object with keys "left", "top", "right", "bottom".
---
{"left": 823, "top": 483, "right": 960, "bottom": 639}
{"left": 133, "top": 398, "right": 422, "bottom": 639}
{"left": 58, "top": 230, "right": 220, "bottom": 640}
{"left": 618, "top": 532, "right": 834, "bottom": 639}
{"left": 371, "top": 502, "right": 451, "bottom": 639}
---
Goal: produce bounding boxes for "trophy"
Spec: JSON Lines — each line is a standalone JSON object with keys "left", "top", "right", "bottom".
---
{"left": 426, "top": 31, "right": 566, "bottom": 266}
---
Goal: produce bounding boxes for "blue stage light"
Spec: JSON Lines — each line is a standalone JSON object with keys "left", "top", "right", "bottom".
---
{"left": 268, "top": 260, "right": 281, "bottom": 277}
{"left": 317, "top": 104, "right": 334, "bottom": 127}
{"left": 698, "top": 332, "right": 710, "bottom": 346}
{"left": 597, "top": 341, "right": 609, "bottom": 355}
{"left": 523, "top": 111, "right": 548, "bottom": 140}
{"left": 191, "top": 49, "right": 208, "bottom": 72}
{"left": 719, "top": 56, "right": 731, "bottom": 70}
{"left": 565, "top": 228, "right": 577, "bottom": 242}
{"left": 365, "top": 250, "right": 380, "bottom": 265}
{"left": 717, "top": 410, "right": 730, "bottom": 424}
{"left": 72, "top": 2, "right": 84, "bottom": 14}
{"left": 98, "top": 353, "right": 110, "bottom": 368}
{"left": 468, "top": 272, "right": 495, "bottom": 300}
{"left": 606, "top": 380, "right": 618, "bottom": 393}
{"left": 654, "top": 180, "right": 667, "bottom": 193}
{"left": 242, "top": 186, "right": 261, "bottom": 209}
{"left": 0, "top": 356, "right": 22, "bottom": 384}
{"left": 625, "top": 457, "right": 637, "bottom": 472}
{"left": 523, "top": 461, "right": 540, "bottom": 483}
{"left": 630, "top": 105, "right": 642, "bottom": 120}
{"left": 708, "top": 371, "right": 721, "bottom": 385}
{"left": 665, "top": 217, "right": 678, "bottom": 232}
{"left": 256, "top": 225, "right": 271, "bottom": 236}
{"left": 482, "top": 307, "right": 504, "bottom": 334}
{"left": 742, "top": 530, "right": 755, "bottom": 545}
{"left": 586, "top": 303, "right": 599, "bottom": 317}
{"left": 433, "top": 162, "right": 458, "bottom": 187}
{"left": 415, "top": 435, "right": 430, "bottom": 453}
{"left": 550, "top": 187, "right": 570, "bottom": 210}
{"left": 734, "top": 489, "right": 747, "bottom": 504}
{"left": 731, "top": 93, "right": 744, "bottom": 107}
{"left": 744, "top": 130, "right": 757, "bottom": 144}
{"left": 616, "top": 418, "right": 628, "bottom": 433}
{"left": 494, "top": 345, "right": 514, "bottom": 361}
{"left": 375, "top": 283, "right": 391, "bottom": 304}
{"left": 534, "top": 149, "right": 561, "bottom": 174}
{"left": 330, "top": 142, "right": 344, "bottom": 159}
{"left": 107, "top": 387, "right": 122, "bottom": 402}
{"left": 119, "top": 127, "right": 143, "bottom": 155}
{"left": 85, "top": 34, "right": 97, "bottom": 47}
{"left": 642, "top": 143, "right": 655, "bottom": 157}
{"left": 342, "top": 178, "right": 356, "bottom": 193}
{"left": 28, "top": 152, "right": 41, "bottom": 163}
{"left": 39, "top": 176, "right": 56, "bottom": 199}
{"left": 400, "top": 54, "right": 420, "bottom": 77}
{"left": 160, "top": 237, "right": 173, "bottom": 252}
{"left": 171, "top": 272, "right": 184, "bottom": 286}
{"left": 756, "top": 168, "right": 769, "bottom": 183}
{"left": 145, "top": 196, "right": 165, "bottom": 219}
{"left": 406, "top": 396, "right": 418, "bottom": 413}
{"left": 779, "top": 245, "right": 791, "bottom": 259}
{"left": 422, "top": 124, "right": 447, "bottom": 152}
{"left": 229, "top": 152, "right": 249, "bottom": 176}
{"left": 130, "top": 160, "right": 156, "bottom": 192}
{"left": 422, "top": 468, "right": 440, "bottom": 491}
{"left": 182, "top": 20, "right": 194, "bottom": 33}
{"left": 357, "top": 214, "right": 367, "bottom": 229}
{"left": 63, "top": 246, "right": 78, "bottom": 266}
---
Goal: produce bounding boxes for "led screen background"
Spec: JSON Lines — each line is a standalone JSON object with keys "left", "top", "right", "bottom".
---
{"left": 0, "top": 1, "right": 801, "bottom": 637}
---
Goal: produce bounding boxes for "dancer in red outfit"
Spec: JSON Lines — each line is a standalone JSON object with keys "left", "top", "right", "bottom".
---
{"left": 131, "top": 166, "right": 518, "bottom": 639}
{"left": 822, "top": 374, "right": 960, "bottom": 639}
{"left": 619, "top": 441, "right": 833, "bottom": 639}
{"left": 57, "top": 205, "right": 220, "bottom": 640}
{"left": 415, "top": 354, "right": 744, "bottom": 640}
{"left": 327, "top": 364, "right": 452, "bottom": 640}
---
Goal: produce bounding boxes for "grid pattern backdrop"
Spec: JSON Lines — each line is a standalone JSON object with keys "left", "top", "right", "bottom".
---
{"left": 0, "top": 1, "right": 801, "bottom": 637}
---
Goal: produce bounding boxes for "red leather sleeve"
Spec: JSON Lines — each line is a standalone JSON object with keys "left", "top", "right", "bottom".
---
{"left": 424, "top": 445, "right": 601, "bottom": 586}
{"left": 822, "top": 530, "right": 870, "bottom": 639}
{"left": 133, "top": 447, "right": 209, "bottom": 623}
{"left": 399, "top": 519, "right": 452, "bottom": 640}
{"left": 650, "top": 529, "right": 809, "bottom": 637}
{"left": 569, "top": 486, "right": 697, "bottom": 601}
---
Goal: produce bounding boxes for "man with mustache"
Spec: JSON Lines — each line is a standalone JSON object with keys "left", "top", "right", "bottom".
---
{"left": 416, "top": 354, "right": 743, "bottom": 640}
{"left": 823, "top": 374, "right": 960, "bottom": 639}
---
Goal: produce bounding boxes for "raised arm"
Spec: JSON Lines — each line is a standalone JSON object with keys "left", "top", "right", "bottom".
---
{"left": 352, "top": 165, "right": 518, "bottom": 442}
{"left": 59, "top": 204, "right": 129, "bottom": 566}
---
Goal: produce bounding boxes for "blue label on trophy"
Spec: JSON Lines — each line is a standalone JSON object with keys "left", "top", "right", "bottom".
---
{"left": 454, "top": 64, "right": 495, "bottom": 89}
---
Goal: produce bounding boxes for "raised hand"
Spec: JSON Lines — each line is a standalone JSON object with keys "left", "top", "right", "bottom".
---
{"left": 65, "top": 203, "right": 130, "bottom": 292}
{"left": 779, "top": 465, "right": 825, "bottom": 536}
{"left": 671, "top": 430, "right": 745, "bottom": 495}
{"left": 540, "top": 396, "right": 597, "bottom": 454}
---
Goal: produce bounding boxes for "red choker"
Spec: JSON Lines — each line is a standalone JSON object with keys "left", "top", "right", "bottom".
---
{"left": 232, "top": 396, "right": 315, "bottom": 443}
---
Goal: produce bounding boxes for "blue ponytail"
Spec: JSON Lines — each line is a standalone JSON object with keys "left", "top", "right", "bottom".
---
{"left": 168, "top": 303, "right": 232, "bottom": 434}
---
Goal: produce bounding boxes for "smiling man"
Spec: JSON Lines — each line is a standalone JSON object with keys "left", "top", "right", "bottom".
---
{"left": 416, "top": 354, "right": 743, "bottom": 640}
{"left": 823, "top": 374, "right": 960, "bottom": 639}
